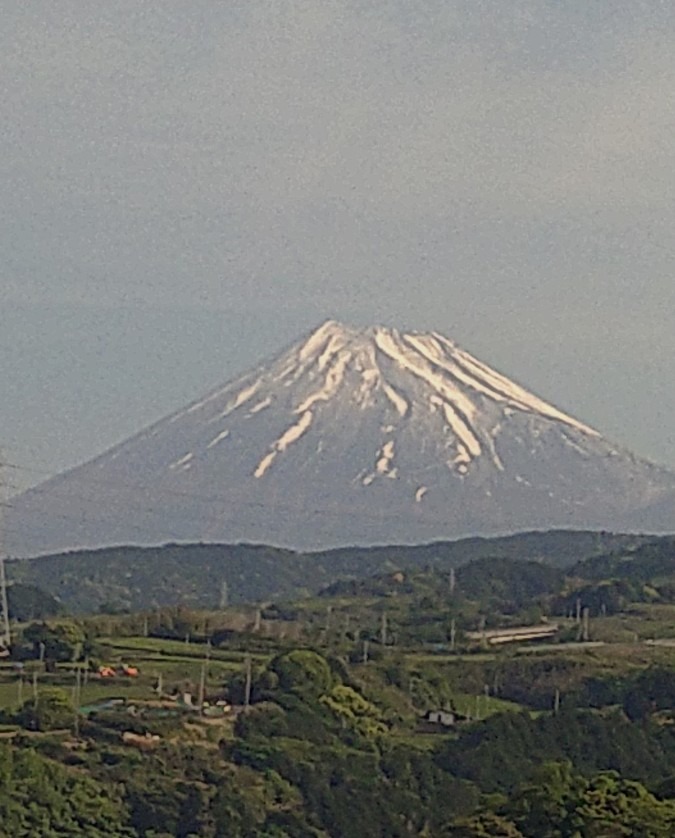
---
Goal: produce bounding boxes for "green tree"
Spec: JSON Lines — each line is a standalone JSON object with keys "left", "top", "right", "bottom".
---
{"left": 0, "top": 743, "right": 130, "bottom": 836}
{"left": 624, "top": 668, "right": 675, "bottom": 721}
{"left": 505, "top": 766, "right": 675, "bottom": 838}
{"left": 234, "top": 702, "right": 288, "bottom": 739}
{"left": 17, "top": 688, "right": 75, "bottom": 731}
{"left": 22, "top": 620, "right": 85, "bottom": 663}
{"left": 319, "top": 684, "right": 386, "bottom": 738}
{"left": 268, "top": 651, "right": 333, "bottom": 700}
{"left": 574, "top": 772, "right": 675, "bottom": 837}
{"left": 507, "top": 761, "right": 585, "bottom": 838}
{"left": 448, "top": 812, "right": 524, "bottom": 837}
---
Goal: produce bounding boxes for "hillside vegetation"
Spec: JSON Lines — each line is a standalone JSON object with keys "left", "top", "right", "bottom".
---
{"left": 8, "top": 530, "right": 650, "bottom": 613}
{"left": 0, "top": 532, "right": 674, "bottom": 834}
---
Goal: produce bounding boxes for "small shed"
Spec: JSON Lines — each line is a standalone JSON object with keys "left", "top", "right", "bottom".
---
{"left": 424, "top": 709, "right": 456, "bottom": 727}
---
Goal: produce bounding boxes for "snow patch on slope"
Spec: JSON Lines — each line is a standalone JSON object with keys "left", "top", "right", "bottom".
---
{"left": 206, "top": 429, "right": 230, "bottom": 449}
{"left": 254, "top": 410, "right": 314, "bottom": 478}
{"left": 451, "top": 345, "right": 598, "bottom": 436}
{"left": 382, "top": 382, "right": 409, "bottom": 417}
{"left": 428, "top": 395, "right": 482, "bottom": 460}
{"left": 169, "top": 452, "right": 194, "bottom": 471}
{"left": 296, "top": 352, "right": 351, "bottom": 412}
{"left": 297, "top": 320, "right": 350, "bottom": 365}
{"left": 376, "top": 441, "right": 397, "bottom": 477}
{"left": 375, "top": 331, "right": 483, "bottom": 462}
{"left": 217, "top": 380, "right": 262, "bottom": 419}
{"left": 249, "top": 397, "right": 272, "bottom": 415}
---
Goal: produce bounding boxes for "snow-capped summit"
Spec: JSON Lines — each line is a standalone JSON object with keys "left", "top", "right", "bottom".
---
{"left": 7, "top": 320, "right": 675, "bottom": 555}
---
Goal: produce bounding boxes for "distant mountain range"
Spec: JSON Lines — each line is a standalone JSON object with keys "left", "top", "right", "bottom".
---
{"left": 7, "top": 320, "right": 675, "bottom": 556}
{"left": 8, "top": 531, "right": 657, "bottom": 613}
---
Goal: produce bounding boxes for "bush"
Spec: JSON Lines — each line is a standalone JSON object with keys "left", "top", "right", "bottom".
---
{"left": 17, "top": 687, "right": 75, "bottom": 731}
{"left": 235, "top": 702, "right": 288, "bottom": 739}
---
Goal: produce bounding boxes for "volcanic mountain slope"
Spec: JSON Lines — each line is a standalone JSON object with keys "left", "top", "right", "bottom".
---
{"left": 7, "top": 320, "right": 675, "bottom": 555}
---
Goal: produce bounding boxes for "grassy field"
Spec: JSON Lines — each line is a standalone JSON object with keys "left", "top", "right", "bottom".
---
{"left": 98, "top": 636, "right": 271, "bottom": 689}
{"left": 597, "top": 605, "right": 675, "bottom": 641}
{"left": 404, "top": 652, "right": 497, "bottom": 664}
{"left": 103, "top": 635, "right": 271, "bottom": 662}
{"left": 0, "top": 672, "right": 153, "bottom": 711}
{"left": 0, "top": 681, "right": 23, "bottom": 712}
{"left": 0, "top": 634, "right": 263, "bottom": 714}
{"left": 3, "top": 611, "right": 674, "bottom": 722}
{"left": 450, "top": 692, "right": 522, "bottom": 719}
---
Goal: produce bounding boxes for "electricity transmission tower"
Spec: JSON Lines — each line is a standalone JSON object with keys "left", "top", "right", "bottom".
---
{"left": 0, "top": 556, "right": 10, "bottom": 649}
{"left": 0, "top": 454, "right": 11, "bottom": 648}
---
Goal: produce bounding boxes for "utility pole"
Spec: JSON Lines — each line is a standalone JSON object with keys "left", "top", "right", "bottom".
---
{"left": 73, "top": 667, "right": 82, "bottom": 737}
{"left": 0, "top": 453, "right": 11, "bottom": 649}
{"left": 449, "top": 619, "right": 457, "bottom": 652}
{"left": 343, "top": 614, "right": 350, "bottom": 640}
{"left": 198, "top": 640, "right": 210, "bottom": 714}
{"left": 449, "top": 567, "right": 456, "bottom": 595}
{"left": 198, "top": 663, "right": 207, "bottom": 714}
{"left": 219, "top": 580, "right": 229, "bottom": 610}
{"left": 380, "top": 612, "right": 388, "bottom": 647}
{"left": 582, "top": 607, "right": 590, "bottom": 642}
{"left": 243, "top": 654, "right": 252, "bottom": 709}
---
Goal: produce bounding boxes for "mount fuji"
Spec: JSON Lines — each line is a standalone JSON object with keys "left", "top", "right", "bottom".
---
{"left": 7, "top": 320, "right": 675, "bottom": 555}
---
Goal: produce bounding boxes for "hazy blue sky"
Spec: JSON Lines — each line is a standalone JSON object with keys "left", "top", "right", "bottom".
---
{"left": 2, "top": 1, "right": 675, "bottom": 493}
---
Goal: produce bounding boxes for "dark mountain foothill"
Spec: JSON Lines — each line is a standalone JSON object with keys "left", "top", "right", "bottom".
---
{"left": 5, "top": 530, "right": 660, "bottom": 613}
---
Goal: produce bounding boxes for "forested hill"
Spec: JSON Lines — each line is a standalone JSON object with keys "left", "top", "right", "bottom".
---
{"left": 571, "top": 536, "right": 675, "bottom": 581}
{"left": 7, "top": 530, "right": 653, "bottom": 614}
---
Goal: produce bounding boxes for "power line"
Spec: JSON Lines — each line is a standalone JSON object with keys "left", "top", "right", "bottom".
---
{"left": 1, "top": 453, "right": 447, "bottom": 555}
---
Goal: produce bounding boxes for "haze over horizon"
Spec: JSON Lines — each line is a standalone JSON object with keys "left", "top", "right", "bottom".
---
{"left": 2, "top": 1, "right": 675, "bottom": 494}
